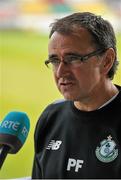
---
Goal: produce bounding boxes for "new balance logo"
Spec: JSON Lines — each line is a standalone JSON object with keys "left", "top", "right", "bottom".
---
{"left": 46, "top": 140, "right": 62, "bottom": 150}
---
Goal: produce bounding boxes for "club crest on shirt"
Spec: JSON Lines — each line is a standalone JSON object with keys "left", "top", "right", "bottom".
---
{"left": 95, "top": 135, "right": 118, "bottom": 163}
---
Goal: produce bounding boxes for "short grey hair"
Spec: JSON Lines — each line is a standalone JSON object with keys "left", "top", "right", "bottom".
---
{"left": 49, "top": 12, "right": 119, "bottom": 80}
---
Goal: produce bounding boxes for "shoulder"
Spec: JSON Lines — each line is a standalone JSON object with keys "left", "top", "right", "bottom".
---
{"left": 34, "top": 99, "right": 69, "bottom": 134}
{"left": 52, "top": 99, "right": 66, "bottom": 104}
{"left": 43, "top": 99, "right": 68, "bottom": 113}
{"left": 37, "top": 99, "right": 66, "bottom": 120}
{"left": 34, "top": 99, "right": 70, "bottom": 149}
{"left": 115, "top": 85, "right": 121, "bottom": 102}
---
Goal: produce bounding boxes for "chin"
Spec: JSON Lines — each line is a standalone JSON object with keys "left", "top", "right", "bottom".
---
{"left": 60, "top": 89, "right": 78, "bottom": 101}
{"left": 63, "top": 94, "right": 76, "bottom": 101}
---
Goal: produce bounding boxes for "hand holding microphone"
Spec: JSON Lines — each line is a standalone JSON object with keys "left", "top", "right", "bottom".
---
{"left": 0, "top": 111, "right": 30, "bottom": 169}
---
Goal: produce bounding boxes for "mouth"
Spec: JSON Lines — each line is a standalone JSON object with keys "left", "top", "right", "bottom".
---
{"left": 58, "top": 77, "right": 75, "bottom": 89}
{"left": 59, "top": 82, "right": 74, "bottom": 87}
{"left": 60, "top": 82, "right": 72, "bottom": 85}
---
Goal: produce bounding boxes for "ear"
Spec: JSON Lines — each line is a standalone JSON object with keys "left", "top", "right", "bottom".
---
{"left": 101, "top": 48, "right": 115, "bottom": 77}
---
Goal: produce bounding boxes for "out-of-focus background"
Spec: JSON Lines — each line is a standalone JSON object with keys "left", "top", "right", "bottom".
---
{"left": 0, "top": 0, "right": 121, "bottom": 178}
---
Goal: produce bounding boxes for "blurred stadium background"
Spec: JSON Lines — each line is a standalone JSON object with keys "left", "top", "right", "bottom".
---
{"left": 0, "top": 0, "right": 121, "bottom": 178}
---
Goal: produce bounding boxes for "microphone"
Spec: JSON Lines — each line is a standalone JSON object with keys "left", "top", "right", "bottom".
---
{"left": 0, "top": 111, "right": 30, "bottom": 169}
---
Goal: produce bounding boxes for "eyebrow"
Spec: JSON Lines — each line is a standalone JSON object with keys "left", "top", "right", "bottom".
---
{"left": 49, "top": 54, "right": 58, "bottom": 58}
{"left": 49, "top": 52, "right": 83, "bottom": 59}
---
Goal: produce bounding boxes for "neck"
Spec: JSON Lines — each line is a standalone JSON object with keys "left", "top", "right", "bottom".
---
{"left": 74, "top": 80, "right": 119, "bottom": 111}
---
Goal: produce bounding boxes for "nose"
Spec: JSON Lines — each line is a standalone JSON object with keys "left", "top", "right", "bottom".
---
{"left": 56, "top": 61, "right": 70, "bottom": 78}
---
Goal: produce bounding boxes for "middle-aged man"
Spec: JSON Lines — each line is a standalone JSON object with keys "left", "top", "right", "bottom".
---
{"left": 32, "top": 12, "right": 121, "bottom": 179}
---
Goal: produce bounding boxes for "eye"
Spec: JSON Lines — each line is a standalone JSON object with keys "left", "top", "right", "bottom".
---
{"left": 65, "top": 55, "right": 82, "bottom": 64}
{"left": 50, "top": 58, "right": 60, "bottom": 65}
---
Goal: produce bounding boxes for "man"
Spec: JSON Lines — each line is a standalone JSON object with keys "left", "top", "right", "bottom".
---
{"left": 32, "top": 12, "right": 121, "bottom": 178}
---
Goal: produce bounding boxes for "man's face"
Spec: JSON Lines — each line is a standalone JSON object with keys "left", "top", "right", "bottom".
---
{"left": 48, "top": 28, "right": 104, "bottom": 102}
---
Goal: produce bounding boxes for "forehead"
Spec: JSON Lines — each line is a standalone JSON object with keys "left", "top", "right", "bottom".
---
{"left": 48, "top": 28, "right": 94, "bottom": 54}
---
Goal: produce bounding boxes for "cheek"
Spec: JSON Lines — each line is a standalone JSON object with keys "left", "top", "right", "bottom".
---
{"left": 75, "top": 67, "right": 101, "bottom": 86}
{"left": 73, "top": 67, "right": 89, "bottom": 81}
{"left": 53, "top": 73, "right": 59, "bottom": 86}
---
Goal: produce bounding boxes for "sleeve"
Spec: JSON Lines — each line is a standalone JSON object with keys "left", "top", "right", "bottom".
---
{"left": 32, "top": 155, "right": 42, "bottom": 179}
{"left": 31, "top": 104, "right": 53, "bottom": 179}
